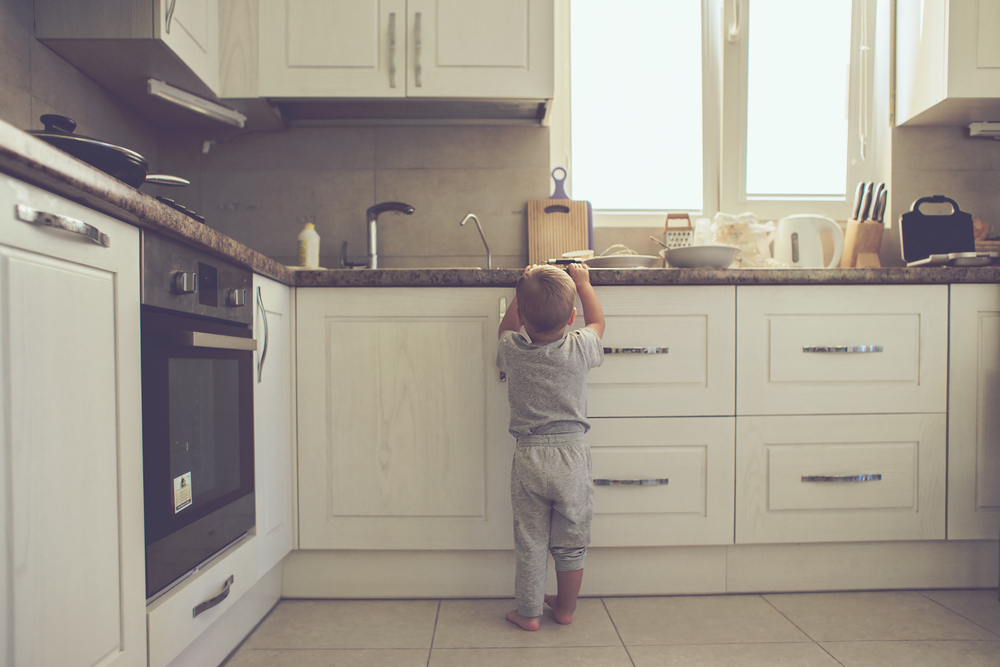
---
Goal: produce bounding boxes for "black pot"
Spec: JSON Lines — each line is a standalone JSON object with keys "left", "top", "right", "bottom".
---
{"left": 28, "top": 115, "right": 188, "bottom": 188}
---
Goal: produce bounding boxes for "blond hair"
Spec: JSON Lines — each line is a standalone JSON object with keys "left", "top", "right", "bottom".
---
{"left": 516, "top": 265, "right": 576, "bottom": 334}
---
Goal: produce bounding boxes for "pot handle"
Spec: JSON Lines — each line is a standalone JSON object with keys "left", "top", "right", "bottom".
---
{"left": 911, "top": 195, "right": 961, "bottom": 215}
{"left": 145, "top": 174, "right": 190, "bottom": 187}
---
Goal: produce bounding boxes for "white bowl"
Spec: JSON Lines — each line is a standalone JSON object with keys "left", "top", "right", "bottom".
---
{"left": 585, "top": 255, "right": 662, "bottom": 269}
{"left": 660, "top": 245, "right": 740, "bottom": 269}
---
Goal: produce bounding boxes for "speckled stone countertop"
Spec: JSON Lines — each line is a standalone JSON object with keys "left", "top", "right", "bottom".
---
{"left": 3, "top": 119, "right": 1000, "bottom": 289}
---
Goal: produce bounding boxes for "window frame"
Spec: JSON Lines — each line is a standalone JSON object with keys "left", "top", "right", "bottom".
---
{"left": 553, "top": 0, "right": 879, "bottom": 227}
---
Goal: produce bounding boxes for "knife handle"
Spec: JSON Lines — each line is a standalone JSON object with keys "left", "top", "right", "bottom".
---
{"left": 852, "top": 182, "right": 866, "bottom": 220}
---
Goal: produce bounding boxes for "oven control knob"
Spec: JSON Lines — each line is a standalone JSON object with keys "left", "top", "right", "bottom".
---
{"left": 174, "top": 271, "right": 197, "bottom": 294}
{"left": 228, "top": 288, "right": 246, "bottom": 307}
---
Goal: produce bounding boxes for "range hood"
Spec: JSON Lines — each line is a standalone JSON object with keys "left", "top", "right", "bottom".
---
{"left": 271, "top": 98, "right": 551, "bottom": 126}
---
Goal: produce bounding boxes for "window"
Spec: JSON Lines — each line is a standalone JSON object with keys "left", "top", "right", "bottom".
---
{"left": 561, "top": 0, "right": 878, "bottom": 225}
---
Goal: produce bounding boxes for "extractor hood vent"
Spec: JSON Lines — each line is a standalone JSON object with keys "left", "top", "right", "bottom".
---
{"left": 272, "top": 98, "right": 550, "bottom": 126}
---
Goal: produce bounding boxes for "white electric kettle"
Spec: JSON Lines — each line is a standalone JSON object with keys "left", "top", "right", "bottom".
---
{"left": 772, "top": 215, "right": 844, "bottom": 268}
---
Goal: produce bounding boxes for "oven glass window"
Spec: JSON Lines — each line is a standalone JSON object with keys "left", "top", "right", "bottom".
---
{"left": 168, "top": 357, "right": 241, "bottom": 510}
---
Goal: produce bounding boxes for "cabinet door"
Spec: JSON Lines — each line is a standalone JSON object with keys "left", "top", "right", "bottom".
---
{"left": 0, "top": 177, "right": 144, "bottom": 667}
{"left": 736, "top": 285, "right": 948, "bottom": 415}
{"left": 947, "top": 284, "right": 1000, "bottom": 540}
{"left": 589, "top": 417, "right": 735, "bottom": 547}
{"left": 253, "top": 275, "right": 295, "bottom": 574}
{"left": 406, "top": 0, "right": 553, "bottom": 98}
{"left": 259, "top": 0, "right": 407, "bottom": 97}
{"left": 736, "top": 414, "right": 946, "bottom": 544}
{"left": 159, "top": 0, "right": 220, "bottom": 94}
{"left": 296, "top": 287, "right": 513, "bottom": 549}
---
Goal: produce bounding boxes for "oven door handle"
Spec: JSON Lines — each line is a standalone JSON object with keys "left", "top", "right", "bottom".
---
{"left": 172, "top": 331, "right": 258, "bottom": 351}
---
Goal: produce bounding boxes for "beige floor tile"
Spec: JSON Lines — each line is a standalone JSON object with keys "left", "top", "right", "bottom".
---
{"left": 821, "top": 640, "right": 1000, "bottom": 667}
{"left": 764, "top": 591, "right": 999, "bottom": 642}
{"left": 242, "top": 599, "right": 440, "bottom": 649}
{"left": 603, "top": 594, "right": 810, "bottom": 645}
{"left": 429, "top": 646, "right": 633, "bottom": 667}
{"left": 224, "top": 647, "right": 430, "bottom": 666}
{"left": 629, "top": 642, "right": 842, "bottom": 667}
{"left": 432, "top": 598, "right": 621, "bottom": 648}
{"left": 919, "top": 589, "right": 1000, "bottom": 636}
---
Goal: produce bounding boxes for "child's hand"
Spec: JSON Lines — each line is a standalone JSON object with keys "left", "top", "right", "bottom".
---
{"left": 567, "top": 262, "right": 591, "bottom": 287}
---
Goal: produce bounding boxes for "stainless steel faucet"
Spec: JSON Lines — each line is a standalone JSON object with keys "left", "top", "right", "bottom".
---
{"left": 341, "top": 201, "right": 415, "bottom": 269}
{"left": 460, "top": 213, "right": 491, "bottom": 270}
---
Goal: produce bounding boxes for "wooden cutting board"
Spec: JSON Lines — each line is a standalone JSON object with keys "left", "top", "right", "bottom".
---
{"left": 527, "top": 198, "right": 590, "bottom": 265}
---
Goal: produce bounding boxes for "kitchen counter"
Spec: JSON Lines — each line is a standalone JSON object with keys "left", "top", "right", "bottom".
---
{"left": 3, "top": 118, "right": 1000, "bottom": 288}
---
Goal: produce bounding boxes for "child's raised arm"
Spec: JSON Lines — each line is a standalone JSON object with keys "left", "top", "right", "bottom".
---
{"left": 567, "top": 263, "right": 605, "bottom": 339}
{"left": 498, "top": 295, "right": 522, "bottom": 339}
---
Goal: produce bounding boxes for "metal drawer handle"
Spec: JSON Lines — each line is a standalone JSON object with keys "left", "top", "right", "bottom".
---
{"left": 256, "top": 287, "right": 269, "bottom": 383}
{"left": 165, "top": 0, "right": 176, "bottom": 33}
{"left": 16, "top": 204, "right": 110, "bottom": 248}
{"left": 594, "top": 478, "right": 669, "bottom": 486}
{"left": 802, "top": 345, "right": 883, "bottom": 353}
{"left": 192, "top": 575, "right": 233, "bottom": 618}
{"left": 388, "top": 12, "right": 397, "bottom": 88}
{"left": 414, "top": 12, "right": 422, "bottom": 87}
{"left": 603, "top": 347, "right": 669, "bottom": 355}
{"left": 802, "top": 474, "right": 882, "bottom": 483}
{"left": 173, "top": 331, "right": 258, "bottom": 351}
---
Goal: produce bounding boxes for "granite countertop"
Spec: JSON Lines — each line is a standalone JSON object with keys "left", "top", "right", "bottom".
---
{"left": 4, "top": 118, "right": 1000, "bottom": 288}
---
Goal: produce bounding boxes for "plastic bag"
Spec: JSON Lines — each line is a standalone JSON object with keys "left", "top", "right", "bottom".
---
{"left": 710, "top": 212, "right": 776, "bottom": 267}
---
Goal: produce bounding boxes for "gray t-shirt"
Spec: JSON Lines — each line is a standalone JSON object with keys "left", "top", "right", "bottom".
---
{"left": 496, "top": 328, "right": 604, "bottom": 438}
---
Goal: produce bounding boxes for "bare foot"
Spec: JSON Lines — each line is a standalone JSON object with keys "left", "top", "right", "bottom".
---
{"left": 544, "top": 594, "right": 575, "bottom": 624}
{"left": 505, "top": 609, "right": 540, "bottom": 631}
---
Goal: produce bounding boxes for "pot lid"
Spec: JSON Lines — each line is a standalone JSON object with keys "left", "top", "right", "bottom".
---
{"left": 29, "top": 115, "right": 148, "bottom": 169}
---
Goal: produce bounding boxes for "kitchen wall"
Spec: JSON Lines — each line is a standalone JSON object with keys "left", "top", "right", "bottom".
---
{"left": 156, "top": 124, "right": 550, "bottom": 269}
{"left": 0, "top": 0, "right": 160, "bottom": 171}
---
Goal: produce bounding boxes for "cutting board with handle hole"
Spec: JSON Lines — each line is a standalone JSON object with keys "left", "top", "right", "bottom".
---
{"left": 527, "top": 168, "right": 592, "bottom": 265}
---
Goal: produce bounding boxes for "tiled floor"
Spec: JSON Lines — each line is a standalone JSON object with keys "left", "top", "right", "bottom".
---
{"left": 223, "top": 589, "right": 1000, "bottom": 666}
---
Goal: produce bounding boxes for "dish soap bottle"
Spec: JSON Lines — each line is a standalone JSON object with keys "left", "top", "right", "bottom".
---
{"left": 297, "top": 222, "right": 320, "bottom": 268}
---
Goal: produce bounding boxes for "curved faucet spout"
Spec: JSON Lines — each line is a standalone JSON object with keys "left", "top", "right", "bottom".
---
{"left": 460, "top": 213, "right": 491, "bottom": 270}
{"left": 359, "top": 201, "right": 414, "bottom": 269}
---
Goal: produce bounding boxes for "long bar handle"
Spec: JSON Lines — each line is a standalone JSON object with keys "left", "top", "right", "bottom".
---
{"left": 192, "top": 575, "right": 233, "bottom": 618}
{"left": 727, "top": 0, "right": 742, "bottom": 42}
{"left": 499, "top": 296, "right": 508, "bottom": 382}
{"left": 414, "top": 12, "right": 422, "bottom": 87}
{"left": 173, "top": 331, "right": 258, "bottom": 351}
{"left": 802, "top": 474, "right": 882, "bottom": 483}
{"left": 802, "top": 345, "right": 882, "bottom": 353}
{"left": 604, "top": 347, "right": 669, "bottom": 354}
{"left": 256, "top": 287, "right": 269, "bottom": 383}
{"left": 594, "top": 478, "right": 669, "bottom": 486}
{"left": 388, "top": 13, "right": 397, "bottom": 88}
{"left": 16, "top": 204, "right": 110, "bottom": 248}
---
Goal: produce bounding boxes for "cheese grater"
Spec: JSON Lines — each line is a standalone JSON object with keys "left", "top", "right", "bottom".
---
{"left": 663, "top": 213, "right": 694, "bottom": 247}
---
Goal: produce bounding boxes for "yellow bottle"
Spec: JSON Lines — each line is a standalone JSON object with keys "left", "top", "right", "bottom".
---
{"left": 297, "top": 222, "right": 320, "bottom": 268}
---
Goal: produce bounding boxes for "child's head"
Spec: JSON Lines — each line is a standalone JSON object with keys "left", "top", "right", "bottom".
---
{"left": 516, "top": 265, "right": 577, "bottom": 335}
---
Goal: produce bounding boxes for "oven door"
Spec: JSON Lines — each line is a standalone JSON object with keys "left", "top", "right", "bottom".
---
{"left": 141, "top": 309, "right": 256, "bottom": 599}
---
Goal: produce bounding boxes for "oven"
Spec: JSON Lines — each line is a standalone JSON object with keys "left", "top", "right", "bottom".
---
{"left": 141, "top": 232, "right": 256, "bottom": 600}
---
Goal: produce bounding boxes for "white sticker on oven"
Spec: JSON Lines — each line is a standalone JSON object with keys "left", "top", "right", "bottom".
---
{"left": 174, "top": 472, "right": 193, "bottom": 513}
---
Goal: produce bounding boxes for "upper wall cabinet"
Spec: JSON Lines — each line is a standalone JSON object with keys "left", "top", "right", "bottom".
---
{"left": 257, "top": 0, "right": 553, "bottom": 100}
{"left": 896, "top": 0, "right": 1000, "bottom": 125}
{"left": 35, "top": 0, "right": 225, "bottom": 125}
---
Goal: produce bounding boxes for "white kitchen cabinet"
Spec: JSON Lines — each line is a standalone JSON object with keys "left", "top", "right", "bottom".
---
{"left": 35, "top": 0, "right": 221, "bottom": 103}
{"left": 0, "top": 176, "right": 145, "bottom": 667}
{"left": 295, "top": 287, "right": 513, "bottom": 549}
{"left": 896, "top": 0, "right": 1000, "bottom": 125}
{"left": 588, "top": 417, "right": 735, "bottom": 547}
{"left": 735, "top": 414, "right": 947, "bottom": 544}
{"left": 258, "top": 0, "right": 553, "bottom": 99}
{"left": 947, "top": 283, "right": 1000, "bottom": 540}
{"left": 253, "top": 275, "right": 295, "bottom": 575}
{"left": 582, "top": 286, "right": 736, "bottom": 418}
{"left": 736, "top": 285, "right": 948, "bottom": 416}
{"left": 253, "top": 274, "right": 296, "bottom": 574}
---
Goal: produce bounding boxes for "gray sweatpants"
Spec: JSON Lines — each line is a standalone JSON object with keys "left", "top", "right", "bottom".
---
{"left": 511, "top": 433, "right": 594, "bottom": 617}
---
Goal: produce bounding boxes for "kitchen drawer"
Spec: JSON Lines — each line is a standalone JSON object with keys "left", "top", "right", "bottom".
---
{"left": 736, "top": 285, "right": 947, "bottom": 415}
{"left": 147, "top": 536, "right": 260, "bottom": 667}
{"left": 735, "top": 414, "right": 946, "bottom": 544}
{"left": 588, "top": 417, "right": 735, "bottom": 546}
{"left": 584, "top": 286, "right": 735, "bottom": 417}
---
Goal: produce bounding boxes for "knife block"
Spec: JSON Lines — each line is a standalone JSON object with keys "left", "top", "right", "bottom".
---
{"left": 841, "top": 219, "right": 883, "bottom": 268}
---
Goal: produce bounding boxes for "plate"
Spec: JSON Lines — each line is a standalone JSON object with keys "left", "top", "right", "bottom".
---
{"left": 660, "top": 245, "right": 741, "bottom": 269}
{"left": 585, "top": 255, "right": 662, "bottom": 269}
